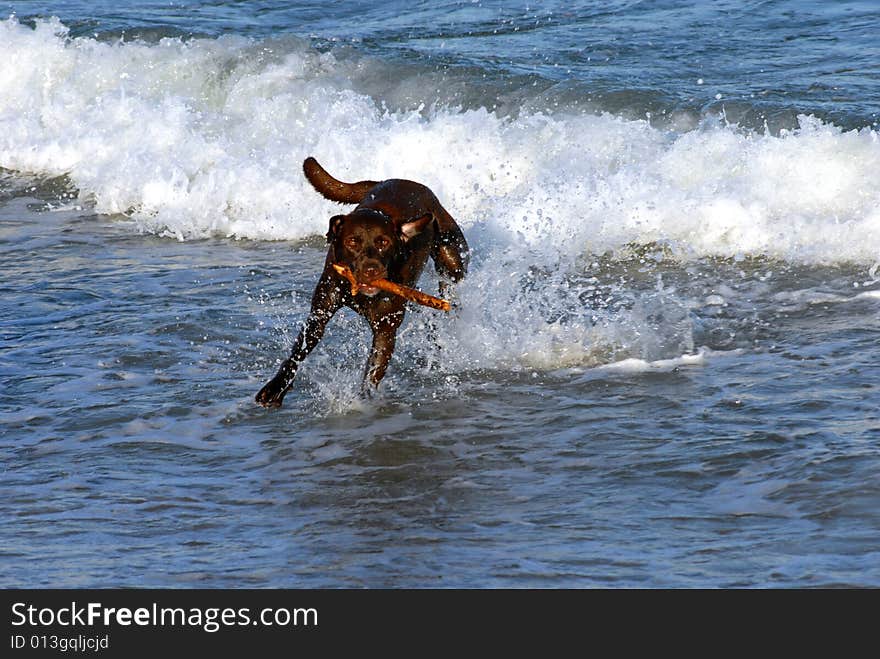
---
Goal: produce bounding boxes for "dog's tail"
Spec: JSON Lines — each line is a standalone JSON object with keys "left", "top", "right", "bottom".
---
{"left": 303, "top": 157, "right": 378, "bottom": 204}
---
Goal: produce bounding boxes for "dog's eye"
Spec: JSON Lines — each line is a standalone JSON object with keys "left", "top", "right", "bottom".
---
{"left": 375, "top": 237, "right": 391, "bottom": 249}
{"left": 344, "top": 236, "right": 361, "bottom": 248}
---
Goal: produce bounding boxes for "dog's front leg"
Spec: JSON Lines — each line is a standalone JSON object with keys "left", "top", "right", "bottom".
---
{"left": 255, "top": 307, "right": 334, "bottom": 408}
{"left": 256, "top": 281, "right": 340, "bottom": 408}
{"left": 431, "top": 228, "right": 469, "bottom": 304}
{"left": 362, "top": 315, "right": 403, "bottom": 394}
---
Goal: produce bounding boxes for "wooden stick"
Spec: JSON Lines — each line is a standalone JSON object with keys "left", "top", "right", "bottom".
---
{"left": 332, "top": 263, "right": 362, "bottom": 296}
{"left": 332, "top": 263, "right": 450, "bottom": 312}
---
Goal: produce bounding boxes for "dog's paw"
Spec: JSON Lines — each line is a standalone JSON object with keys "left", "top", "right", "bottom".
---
{"left": 255, "top": 380, "right": 287, "bottom": 408}
{"left": 255, "top": 361, "right": 298, "bottom": 409}
{"left": 358, "top": 383, "right": 377, "bottom": 400}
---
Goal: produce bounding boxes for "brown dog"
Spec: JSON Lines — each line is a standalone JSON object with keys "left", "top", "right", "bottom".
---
{"left": 255, "top": 157, "right": 469, "bottom": 408}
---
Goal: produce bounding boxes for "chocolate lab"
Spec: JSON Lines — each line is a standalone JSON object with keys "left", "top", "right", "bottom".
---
{"left": 255, "top": 157, "right": 469, "bottom": 408}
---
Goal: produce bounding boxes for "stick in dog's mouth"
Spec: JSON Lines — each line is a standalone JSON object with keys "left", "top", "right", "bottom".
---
{"left": 332, "top": 263, "right": 451, "bottom": 312}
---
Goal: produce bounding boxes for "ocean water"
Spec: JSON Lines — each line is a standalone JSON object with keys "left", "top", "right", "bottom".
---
{"left": 2, "top": 0, "right": 879, "bottom": 587}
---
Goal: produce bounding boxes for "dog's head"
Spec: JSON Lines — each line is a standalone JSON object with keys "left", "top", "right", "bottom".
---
{"left": 328, "top": 209, "right": 433, "bottom": 296}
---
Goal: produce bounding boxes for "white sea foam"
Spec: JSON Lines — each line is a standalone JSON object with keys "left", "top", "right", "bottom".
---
{"left": 771, "top": 286, "right": 880, "bottom": 311}
{"left": 2, "top": 17, "right": 879, "bottom": 264}
{"left": 595, "top": 348, "right": 717, "bottom": 374}
{"left": 4, "top": 18, "right": 880, "bottom": 374}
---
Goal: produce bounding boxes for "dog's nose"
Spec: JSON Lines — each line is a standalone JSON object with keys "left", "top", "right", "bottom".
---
{"left": 362, "top": 264, "right": 384, "bottom": 280}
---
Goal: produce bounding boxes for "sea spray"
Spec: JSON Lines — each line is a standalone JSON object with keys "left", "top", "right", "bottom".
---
{"left": 4, "top": 16, "right": 880, "bottom": 380}
{"left": 3, "top": 17, "right": 880, "bottom": 263}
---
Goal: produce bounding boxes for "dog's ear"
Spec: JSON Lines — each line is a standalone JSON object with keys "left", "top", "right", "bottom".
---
{"left": 399, "top": 213, "right": 433, "bottom": 242}
{"left": 326, "top": 214, "right": 347, "bottom": 243}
